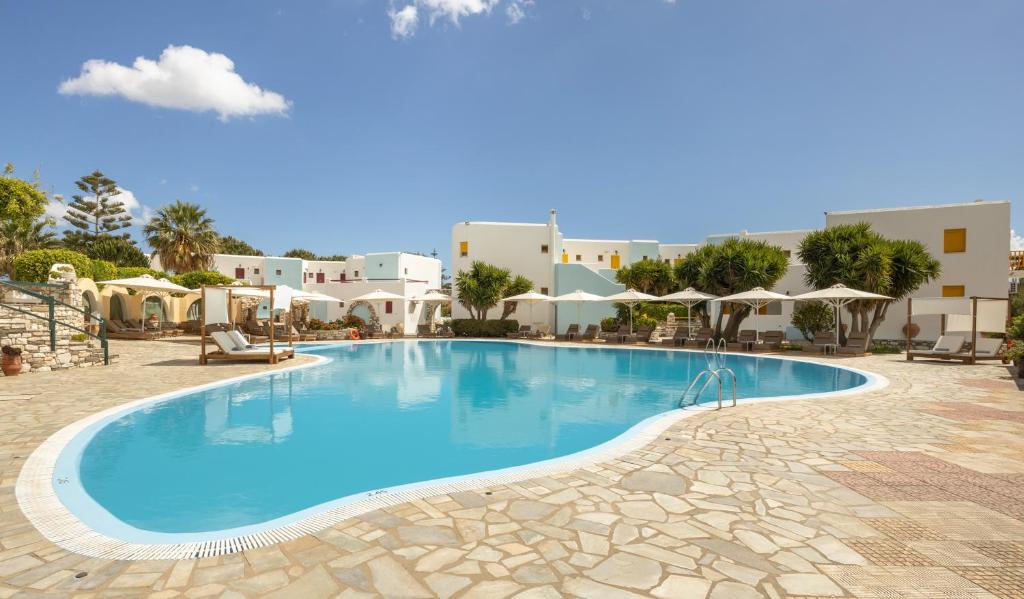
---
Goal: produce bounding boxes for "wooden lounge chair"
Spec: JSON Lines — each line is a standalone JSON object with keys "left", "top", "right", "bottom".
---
{"left": 813, "top": 332, "right": 837, "bottom": 353}
{"left": 728, "top": 329, "right": 757, "bottom": 351}
{"left": 760, "top": 330, "right": 785, "bottom": 351}
{"left": 288, "top": 325, "right": 316, "bottom": 342}
{"left": 206, "top": 331, "right": 294, "bottom": 362}
{"left": 436, "top": 324, "right": 455, "bottom": 338}
{"left": 837, "top": 331, "right": 868, "bottom": 355}
{"left": 604, "top": 324, "right": 630, "bottom": 344}
{"left": 580, "top": 324, "right": 601, "bottom": 342}
{"left": 693, "top": 327, "right": 714, "bottom": 345}
{"left": 907, "top": 335, "right": 965, "bottom": 360}
{"left": 630, "top": 325, "right": 654, "bottom": 343}
{"left": 564, "top": 324, "right": 580, "bottom": 340}
{"left": 506, "top": 324, "right": 531, "bottom": 339}
{"left": 662, "top": 326, "right": 687, "bottom": 347}
{"left": 531, "top": 324, "right": 551, "bottom": 339}
{"left": 106, "top": 319, "right": 161, "bottom": 340}
{"left": 417, "top": 324, "right": 435, "bottom": 337}
{"left": 954, "top": 337, "right": 1008, "bottom": 363}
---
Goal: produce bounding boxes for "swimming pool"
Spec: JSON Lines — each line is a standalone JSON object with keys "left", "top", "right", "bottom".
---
{"left": 48, "top": 340, "right": 873, "bottom": 547}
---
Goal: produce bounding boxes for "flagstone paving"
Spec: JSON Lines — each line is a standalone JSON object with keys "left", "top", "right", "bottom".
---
{"left": 1, "top": 339, "right": 1022, "bottom": 598}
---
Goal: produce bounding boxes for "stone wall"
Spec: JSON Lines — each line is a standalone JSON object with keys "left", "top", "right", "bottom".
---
{"left": 0, "top": 281, "right": 108, "bottom": 374}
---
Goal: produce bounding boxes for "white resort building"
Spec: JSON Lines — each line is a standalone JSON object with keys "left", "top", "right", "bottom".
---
{"left": 154, "top": 251, "right": 443, "bottom": 333}
{"left": 451, "top": 200, "right": 1011, "bottom": 342}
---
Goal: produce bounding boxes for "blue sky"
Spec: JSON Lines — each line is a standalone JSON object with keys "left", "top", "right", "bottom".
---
{"left": 1, "top": 0, "right": 1021, "bottom": 260}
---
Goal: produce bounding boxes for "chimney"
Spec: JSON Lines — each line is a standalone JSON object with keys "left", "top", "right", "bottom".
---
{"left": 549, "top": 209, "right": 557, "bottom": 226}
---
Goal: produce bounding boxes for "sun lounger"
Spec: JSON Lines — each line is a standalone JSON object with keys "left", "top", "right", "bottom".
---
{"left": 206, "top": 331, "right": 294, "bottom": 362}
{"left": 417, "top": 324, "right": 435, "bottom": 337}
{"left": 531, "top": 324, "right": 551, "bottom": 339}
{"left": 910, "top": 335, "right": 1007, "bottom": 364}
{"left": 662, "top": 326, "right": 687, "bottom": 347}
{"left": 728, "top": 329, "right": 757, "bottom": 351}
{"left": 564, "top": 324, "right": 580, "bottom": 341}
{"left": 693, "top": 327, "right": 714, "bottom": 345}
{"left": 837, "top": 331, "right": 869, "bottom": 355}
{"left": 436, "top": 324, "right": 455, "bottom": 338}
{"left": 759, "top": 330, "right": 785, "bottom": 351}
{"left": 507, "top": 324, "right": 532, "bottom": 339}
{"left": 604, "top": 325, "right": 629, "bottom": 344}
{"left": 581, "top": 324, "right": 601, "bottom": 342}
{"left": 106, "top": 319, "right": 161, "bottom": 340}
{"left": 629, "top": 325, "right": 654, "bottom": 343}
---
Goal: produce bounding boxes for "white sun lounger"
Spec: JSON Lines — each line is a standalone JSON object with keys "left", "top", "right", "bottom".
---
{"left": 208, "top": 331, "right": 293, "bottom": 361}
{"left": 912, "top": 335, "right": 965, "bottom": 356}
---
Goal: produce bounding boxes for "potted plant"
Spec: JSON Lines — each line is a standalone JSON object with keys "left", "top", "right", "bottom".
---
{"left": 1006, "top": 340, "right": 1024, "bottom": 379}
{"left": 1, "top": 346, "right": 23, "bottom": 376}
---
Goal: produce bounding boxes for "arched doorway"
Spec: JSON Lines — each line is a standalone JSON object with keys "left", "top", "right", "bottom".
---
{"left": 143, "top": 296, "right": 167, "bottom": 325}
{"left": 109, "top": 294, "right": 128, "bottom": 323}
{"left": 186, "top": 299, "right": 201, "bottom": 322}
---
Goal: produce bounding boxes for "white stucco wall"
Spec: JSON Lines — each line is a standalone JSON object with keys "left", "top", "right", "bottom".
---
{"left": 826, "top": 200, "right": 1010, "bottom": 341}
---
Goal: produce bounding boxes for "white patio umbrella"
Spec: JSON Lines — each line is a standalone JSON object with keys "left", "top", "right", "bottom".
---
{"left": 502, "top": 290, "right": 553, "bottom": 328}
{"left": 790, "top": 284, "right": 891, "bottom": 347}
{"left": 100, "top": 274, "right": 192, "bottom": 294}
{"left": 659, "top": 287, "right": 718, "bottom": 338}
{"left": 99, "top": 274, "right": 193, "bottom": 331}
{"left": 551, "top": 290, "right": 604, "bottom": 334}
{"left": 604, "top": 289, "right": 659, "bottom": 334}
{"left": 713, "top": 287, "right": 793, "bottom": 343}
{"left": 348, "top": 289, "right": 407, "bottom": 329}
{"left": 410, "top": 291, "right": 453, "bottom": 331}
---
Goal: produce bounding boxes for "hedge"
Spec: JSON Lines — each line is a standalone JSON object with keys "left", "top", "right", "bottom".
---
{"left": 90, "top": 259, "right": 119, "bottom": 283}
{"left": 450, "top": 319, "right": 520, "bottom": 337}
{"left": 12, "top": 249, "right": 93, "bottom": 283}
{"left": 171, "top": 271, "right": 234, "bottom": 289}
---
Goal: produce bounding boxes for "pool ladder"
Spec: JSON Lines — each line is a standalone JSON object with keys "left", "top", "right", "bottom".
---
{"left": 679, "top": 338, "right": 737, "bottom": 410}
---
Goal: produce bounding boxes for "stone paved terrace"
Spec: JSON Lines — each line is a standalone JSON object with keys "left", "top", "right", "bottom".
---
{"left": 1, "top": 338, "right": 1022, "bottom": 598}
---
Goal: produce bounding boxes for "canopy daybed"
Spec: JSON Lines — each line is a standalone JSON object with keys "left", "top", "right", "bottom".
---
{"left": 905, "top": 296, "right": 1009, "bottom": 365}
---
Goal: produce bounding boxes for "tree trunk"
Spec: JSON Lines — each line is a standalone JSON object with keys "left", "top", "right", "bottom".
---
{"left": 864, "top": 300, "right": 889, "bottom": 350}
{"left": 713, "top": 309, "right": 725, "bottom": 339}
{"left": 722, "top": 304, "right": 751, "bottom": 342}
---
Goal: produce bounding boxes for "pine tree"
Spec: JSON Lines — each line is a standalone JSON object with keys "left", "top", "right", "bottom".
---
{"left": 62, "top": 170, "right": 133, "bottom": 249}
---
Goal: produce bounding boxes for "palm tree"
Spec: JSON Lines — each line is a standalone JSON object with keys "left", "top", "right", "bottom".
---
{"left": 143, "top": 201, "right": 220, "bottom": 273}
{"left": 0, "top": 218, "right": 58, "bottom": 277}
{"left": 674, "top": 238, "right": 790, "bottom": 340}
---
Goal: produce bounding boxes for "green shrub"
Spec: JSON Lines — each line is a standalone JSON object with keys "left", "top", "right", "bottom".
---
{"left": 340, "top": 314, "right": 365, "bottom": 329}
{"left": 1008, "top": 315, "right": 1024, "bottom": 341}
{"left": 869, "top": 344, "right": 902, "bottom": 354}
{"left": 12, "top": 249, "right": 93, "bottom": 282}
{"left": 171, "top": 271, "right": 234, "bottom": 289}
{"left": 112, "top": 266, "right": 169, "bottom": 280}
{"left": 613, "top": 302, "right": 689, "bottom": 323}
{"left": 70, "top": 333, "right": 88, "bottom": 342}
{"left": 89, "top": 259, "right": 118, "bottom": 283}
{"left": 633, "top": 314, "right": 658, "bottom": 330}
{"left": 600, "top": 317, "right": 619, "bottom": 332}
{"left": 450, "top": 319, "right": 519, "bottom": 337}
{"left": 85, "top": 236, "right": 151, "bottom": 267}
{"left": 791, "top": 301, "right": 835, "bottom": 342}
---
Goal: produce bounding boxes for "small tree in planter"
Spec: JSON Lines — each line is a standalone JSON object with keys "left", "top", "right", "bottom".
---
{"left": 1, "top": 346, "right": 23, "bottom": 376}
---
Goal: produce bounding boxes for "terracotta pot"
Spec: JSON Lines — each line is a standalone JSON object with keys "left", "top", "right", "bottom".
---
{"left": 1, "top": 354, "right": 22, "bottom": 376}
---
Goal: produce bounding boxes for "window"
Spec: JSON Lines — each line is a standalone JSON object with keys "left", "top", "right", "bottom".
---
{"left": 385, "top": 300, "right": 393, "bottom": 314}
{"left": 783, "top": 250, "right": 792, "bottom": 259}
{"left": 673, "top": 258, "right": 683, "bottom": 267}
{"left": 404, "top": 268, "right": 408, "bottom": 275}
{"left": 759, "top": 302, "right": 783, "bottom": 316}
{"left": 540, "top": 287, "right": 549, "bottom": 295}
{"left": 541, "top": 244, "right": 549, "bottom": 254}
{"left": 234, "top": 267, "right": 245, "bottom": 279}
{"left": 944, "top": 228, "right": 966, "bottom": 253}
{"left": 561, "top": 253, "right": 568, "bottom": 264}
{"left": 459, "top": 241, "right": 468, "bottom": 257}
{"left": 316, "top": 272, "right": 325, "bottom": 283}
{"left": 942, "top": 285, "right": 965, "bottom": 297}
{"left": 575, "top": 254, "right": 582, "bottom": 262}
{"left": 275, "top": 269, "right": 282, "bottom": 276}
{"left": 642, "top": 255, "right": 648, "bottom": 261}
{"left": 597, "top": 255, "right": 604, "bottom": 262}
{"left": 340, "top": 272, "right": 346, "bottom": 281}
{"left": 610, "top": 255, "right": 621, "bottom": 269}
{"left": 354, "top": 270, "right": 359, "bottom": 277}
{"left": 253, "top": 267, "right": 260, "bottom": 275}
{"left": 664, "top": 259, "right": 670, "bottom": 265}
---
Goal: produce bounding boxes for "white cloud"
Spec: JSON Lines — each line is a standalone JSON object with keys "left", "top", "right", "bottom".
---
{"left": 389, "top": 0, "right": 499, "bottom": 37}
{"left": 1013, "top": 230, "right": 1024, "bottom": 251}
{"left": 58, "top": 45, "right": 291, "bottom": 121}
{"left": 389, "top": 4, "right": 420, "bottom": 38}
{"left": 506, "top": 0, "right": 530, "bottom": 24}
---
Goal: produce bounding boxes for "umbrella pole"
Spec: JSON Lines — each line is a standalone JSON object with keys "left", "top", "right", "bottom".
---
{"left": 629, "top": 303, "right": 634, "bottom": 335}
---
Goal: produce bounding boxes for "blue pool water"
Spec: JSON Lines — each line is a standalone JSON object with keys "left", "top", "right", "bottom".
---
{"left": 61, "top": 341, "right": 866, "bottom": 536}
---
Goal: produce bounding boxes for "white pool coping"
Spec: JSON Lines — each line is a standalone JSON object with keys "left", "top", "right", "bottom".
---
{"left": 16, "top": 339, "right": 888, "bottom": 560}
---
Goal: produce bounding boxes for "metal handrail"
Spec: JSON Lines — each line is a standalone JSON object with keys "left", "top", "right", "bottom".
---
{"left": 679, "top": 336, "right": 737, "bottom": 410}
{"left": 0, "top": 280, "right": 108, "bottom": 365}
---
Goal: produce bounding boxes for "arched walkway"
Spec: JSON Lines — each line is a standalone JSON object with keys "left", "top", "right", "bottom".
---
{"left": 109, "top": 294, "right": 128, "bottom": 323}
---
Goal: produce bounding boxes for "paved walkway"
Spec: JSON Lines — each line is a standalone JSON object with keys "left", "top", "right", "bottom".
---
{"left": 1, "top": 339, "right": 1022, "bottom": 598}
